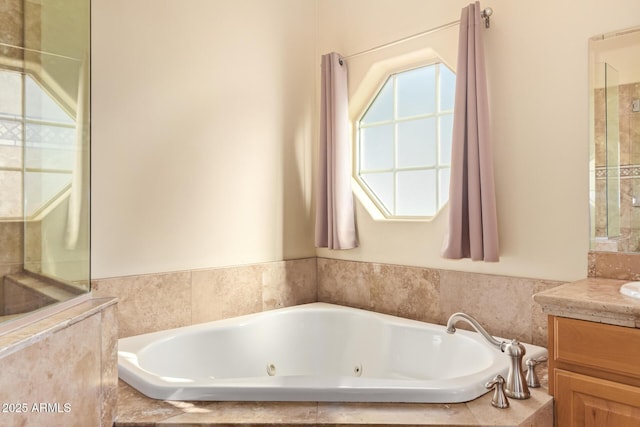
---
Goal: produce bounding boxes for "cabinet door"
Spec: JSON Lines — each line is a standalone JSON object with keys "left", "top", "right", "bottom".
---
{"left": 553, "top": 316, "right": 640, "bottom": 379}
{"left": 556, "top": 369, "right": 640, "bottom": 427}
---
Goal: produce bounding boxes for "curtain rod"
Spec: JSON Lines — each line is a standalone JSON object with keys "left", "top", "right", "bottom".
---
{"left": 341, "top": 7, "right": 493, "bottom": 63}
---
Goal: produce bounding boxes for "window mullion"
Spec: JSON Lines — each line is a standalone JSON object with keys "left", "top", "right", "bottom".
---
{"left": 360, "top": 113, "right": 438, "bottom": 128}
{"left": 435, "top": 64, "right": 441, "bottom": 209}
{"left": 361, "top": 165, "right": 437, "bottom": 174}
{"left": 393, "top": 75, "right": 399, "bottom": 216}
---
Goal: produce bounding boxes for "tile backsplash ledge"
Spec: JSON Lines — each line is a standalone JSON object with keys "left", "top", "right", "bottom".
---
{"left": 588, "top": 251, "right": 640, "bottom": 281}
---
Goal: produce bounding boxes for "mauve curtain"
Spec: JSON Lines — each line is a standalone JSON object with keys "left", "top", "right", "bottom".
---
{"left": 315, "top": 52, "right": 358, "bottom": 249}
{"left": 441, "top": 2, "right": 499, "bottom": 262}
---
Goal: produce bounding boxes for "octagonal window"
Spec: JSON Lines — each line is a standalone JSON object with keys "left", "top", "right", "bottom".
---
{"left": 356, "top": 62, "right": 455, "bottom": 218}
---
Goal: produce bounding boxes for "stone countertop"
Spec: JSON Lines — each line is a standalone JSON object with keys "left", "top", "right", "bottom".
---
{"left": 533, "top": 277, "right": 640, "bottom": 328}
{"left": 115, "top": 376, "right": 553, "bottom": 427}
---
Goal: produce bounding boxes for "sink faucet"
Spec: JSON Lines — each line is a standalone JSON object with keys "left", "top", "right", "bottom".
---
{"left": 446, "top": 312, "right": 530, "bottom": 399}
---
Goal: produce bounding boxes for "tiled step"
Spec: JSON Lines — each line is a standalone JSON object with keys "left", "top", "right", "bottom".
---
{"left": 2, "top": 272, "right": 82, "bottom": 316}
{"left": 0, "top": 313, "right": 26, "bottom": 322}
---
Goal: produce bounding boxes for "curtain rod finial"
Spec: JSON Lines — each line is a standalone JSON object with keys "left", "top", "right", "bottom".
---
{"left": 481, "top": 7, "right": 493, "bottom": 28}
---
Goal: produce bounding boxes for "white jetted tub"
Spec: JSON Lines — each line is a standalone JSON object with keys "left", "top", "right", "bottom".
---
{"left": 118, "top": 302, "right": 547, "bottom": 403}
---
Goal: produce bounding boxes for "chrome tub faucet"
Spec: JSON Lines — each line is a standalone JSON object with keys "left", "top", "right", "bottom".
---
{"left": 446, "top": 312, "right": 530, "bottom": 400}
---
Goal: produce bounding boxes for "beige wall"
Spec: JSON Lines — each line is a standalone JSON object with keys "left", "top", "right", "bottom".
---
{"left": 92, "top": 0, "right": 640, "bottom": 282}
{"left": 91, "top": 0, "right": 317, "bottom": 278}
{"left": 316, "top": 0, "right": 640, "bottom": 282}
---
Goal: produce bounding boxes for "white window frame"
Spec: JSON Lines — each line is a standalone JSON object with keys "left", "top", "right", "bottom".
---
{"left": 354, "top": 60, "right": 455, "bottom": 220}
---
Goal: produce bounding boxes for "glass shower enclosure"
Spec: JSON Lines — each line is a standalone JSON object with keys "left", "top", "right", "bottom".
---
{"left": 0, "top": 0, "right": 90, "bottom": 327}
{"left": 593, "top": 62, "right": 621, "bottom": 244}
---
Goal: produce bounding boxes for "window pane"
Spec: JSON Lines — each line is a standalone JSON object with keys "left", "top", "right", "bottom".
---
{"left": 24, "top": 171, "right": 73, "bottom": 217}
{"left": 396, "top": 169, "right": 436, "bottom": 216}
{"left": 361, "top": 78, "right": 393, "bottom": 124}
{"left": 0, "top": 70, "right": 22, "bottom": 117}
{"left": 0, "top": 119, "right": 22, "bottom": 146}
{"left": 439, "top": 64, "right": 456, "bottom": 111}
{"left": 361, "top": 124, "right": 394, "bottom": 170}
{"left": 25, "top": 123, "right": 76, "bottom": 148}
{"left": 361, "top": 172, "right": 394, "bottom": 214}
{"left": 25, "top": 75, "right": 75, "bottom": 124}
{"left": 439, "top": 167, "right": 450, "bottom": 208}
{"left": 397, "top": 66, "right": 435, "bottom": 118}
{"left": 25, "top": 146, "right": 75, "bottom": 172}
{"left": 397, "top": 118, "right": 435, "bottom": 168}
{"left": 0, "top": 145, "right": 21, "bottom": 169}
{"left": 0, "top": 171, "right": 22, "bottom": 217}
{"left": 24, "top": 123, "right": 76, "bottom": 172}
{"left": 439, "top": 114, "right": 453, "bottom": 165}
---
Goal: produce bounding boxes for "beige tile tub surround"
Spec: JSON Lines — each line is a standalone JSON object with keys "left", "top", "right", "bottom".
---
{"left": 318, "top": 258, "right": 563, "bottom": 347}
{"left": 0, "top": 297, "right": 117, "bottom": 427}
{"left": 93, "top": 270, "right": 192, "bottom": 338}
{"left": 95, "top": 257, "right": 561, "bottom": 345}
{"left": 92, "top": 258, "right": 317, "bottom": 338}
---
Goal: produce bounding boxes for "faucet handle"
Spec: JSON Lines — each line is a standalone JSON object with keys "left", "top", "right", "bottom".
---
{"left": 525, "top": 356, "right": 548, "bottom": 388}
{"left": 485, "top": 374, "right": 509, "bottom": 408}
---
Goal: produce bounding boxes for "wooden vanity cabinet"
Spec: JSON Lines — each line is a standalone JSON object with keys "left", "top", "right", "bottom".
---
{"left": 548, "top": 315, "right": 640, "bottom": 426}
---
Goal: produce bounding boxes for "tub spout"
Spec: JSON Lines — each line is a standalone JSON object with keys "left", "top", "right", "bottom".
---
{"left": 446, "top": 312, "right": 530, "bottom": 400}
{"left": 446, "top": 312, "right": 503, "bottom": 349}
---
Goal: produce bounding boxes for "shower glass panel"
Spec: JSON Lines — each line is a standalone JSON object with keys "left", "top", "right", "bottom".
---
{"left": 604, "top": 63, "right": 621, "bottom": 238}
{"left": 593, "top": 62, "right": 621, "bottom": 242}
{"left": 22, "top": 50, "right": 90, "bottom": 286}
{"left": 0, "top": 0, "right": 90, "bottom": 327}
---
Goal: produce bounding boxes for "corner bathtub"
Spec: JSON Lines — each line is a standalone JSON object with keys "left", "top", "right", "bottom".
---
{"left": 118, "top": 302, "right": 547, "bottom": 403}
